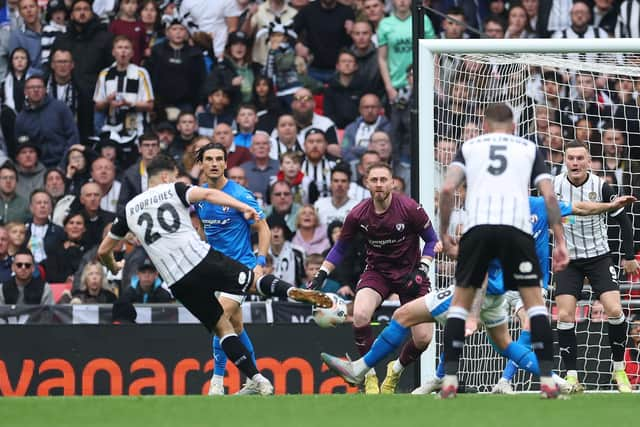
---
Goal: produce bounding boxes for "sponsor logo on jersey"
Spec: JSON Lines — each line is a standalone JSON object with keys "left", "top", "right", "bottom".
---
{"left": 518, "top": 261, "right": 533, "bottom": 273}
{"left": 359, "top": 224, "right": 368, "bottom": 232}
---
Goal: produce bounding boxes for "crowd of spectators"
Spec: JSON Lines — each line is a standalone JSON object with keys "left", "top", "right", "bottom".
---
{"left": 1, "top": 0, "right": 640, "bottom": 309}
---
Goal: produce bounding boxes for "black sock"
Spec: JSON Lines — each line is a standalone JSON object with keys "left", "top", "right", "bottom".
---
{"left": 608, "top": 321, "right": 628, "bottom": 363}
{"left": 256, "top": 274, "right": 293, "bottom": 298}
{"left": 557, "top": 326, "right": 577, "bottom": 371}
{"left": 220, "top": 334, "right": 259, "bottom": 378}
{"left": 529, "top": 314, "right": 555, "bottom": 377}
{"left": 443, "top": 317, "right": 465, "bottom": 376}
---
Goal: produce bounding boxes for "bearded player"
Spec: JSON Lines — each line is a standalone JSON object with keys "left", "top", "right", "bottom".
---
{"left": 308, "top": 162, "right": 438, "bottom": 394}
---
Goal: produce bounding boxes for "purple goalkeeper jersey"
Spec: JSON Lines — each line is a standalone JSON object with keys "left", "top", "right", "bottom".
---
{"left": 339, "top": 193, "right": 433, "bottom": 283}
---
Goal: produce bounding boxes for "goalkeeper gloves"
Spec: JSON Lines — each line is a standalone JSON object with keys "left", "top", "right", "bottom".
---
{"left": 307, "top": 267, "right": 329, "bottom": 290}
{"left": 404, "top": 262, "right": 430, "bottom": 296}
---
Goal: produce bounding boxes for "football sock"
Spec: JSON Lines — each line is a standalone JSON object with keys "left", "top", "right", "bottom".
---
{"left": 354, "top": 324, "right": 375, "bottom": 356}
{"left": 443, "top": 306, "right": 468, "bottom": 376}
{"left": 557, "top": 321, "right": 577, "bottom": 371}
{"left": 607, "top": 313, "right": 627, "bottom": 363}
{"left": 398, "top": 338, "right": 423, "bottom": 368}
{"left": 220, "top": 333, "right": 258, "bottom": 378}
{"left": 502, "top": 342, "right": 539, "bottom": 376}
{"left": 212, "top": 335, "right": 227, "bottom": 376}
{"left": 238, "top": 329, "right": 257, "bottom": 365}
{"left": 392, "top": 359, "right": 404, "bottom": 374}
{"left": 363, "top": 319, "right": 409, "bottom": 367}
{"left": 528, "top": 306, "right": 554, "bottom": 377}
{"left": 501, "top": 330, "right": 531, "bottom": 381}
{"left": 256, "top": 274, "right": 293, "bottom": 298}
{"left": 435, "top": 352, "right": 445, "bottom": 379}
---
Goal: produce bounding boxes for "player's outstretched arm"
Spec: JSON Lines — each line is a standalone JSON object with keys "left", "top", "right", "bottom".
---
{"left": 251, "top": 219, "right": 271, "bottom": 276}
{"left": 572, "top": 195, "right": 637, "bottom": 216}
{"left": 537, "top": 179, "right": 568, "bottom": 272}
{"left": 188, "top": 186, "right": 260, "bottom": 221}
{"left": 97, "top": 235, "right": 125, "bottom": 274}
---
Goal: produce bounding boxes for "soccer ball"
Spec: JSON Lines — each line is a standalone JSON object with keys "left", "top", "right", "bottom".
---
{"left": 312, "top": 293, "right": 348, "bottom": 328}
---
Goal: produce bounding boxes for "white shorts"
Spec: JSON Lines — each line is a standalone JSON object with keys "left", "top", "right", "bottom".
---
{"left": 423, "top": 285, "right": 508, "bottom": 329}
{"left": 216, "top": 291, "right": 246, "bottom": 305}
{"left": 504, "top": 288, "right": 548, "bottom": 314}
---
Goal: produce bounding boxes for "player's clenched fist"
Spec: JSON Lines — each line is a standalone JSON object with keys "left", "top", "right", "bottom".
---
{"left": 242, "top": 206, "right": 260, "bottom": 221}
{"left": 307, "top": 268, "right": 328, "bottom": 290}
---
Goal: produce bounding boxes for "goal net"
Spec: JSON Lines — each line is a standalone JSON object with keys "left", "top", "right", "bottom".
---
{"left": 419, "top": 39, "right": 640, "bottom": 392}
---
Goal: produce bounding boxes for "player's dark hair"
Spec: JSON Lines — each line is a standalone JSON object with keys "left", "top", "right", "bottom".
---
{"left": 564, "top": 140, "right": 589, "bottom": 153}
{"left": 139, "top": 132, "right": 159, "bottom": 144}
{"left": 366, "top": 161, "right": 393, "bottom": 176}
{"left": 196, "top": 142, "right": 228, "bottom": 163}
{"left": 331, "top": 163, "right": 352, "bottom": 181}
{"left": 13, "top": 248, "right": 34, "bottom": 261}
{"left": 146, "top": 154, "right": 177, "bottom": 177}
{"left": 484, "top": 103, "right": 513, "bottom": 124}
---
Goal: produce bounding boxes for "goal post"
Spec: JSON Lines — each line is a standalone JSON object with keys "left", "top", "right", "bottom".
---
{"left": 417, "top": 38, "right": 640, "bottom": 391}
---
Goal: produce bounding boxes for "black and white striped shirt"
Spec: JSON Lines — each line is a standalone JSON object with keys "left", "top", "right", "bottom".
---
{"left": 616, "top": 0, "right": 640, "bottom": 38}
{"left": 553, "top": 172, "right": 621, "bottom": 260}
{"left": 451, "top": 133, "right": 551, "bottom": 235}
{"left": 302, "top": 158, "right": 335, "bottom": 199}
{"left": 551, "top": 25, "right": 608, "bottom": 62}
{"left": 109, "top": 182, "right": 209, "bottom": 285}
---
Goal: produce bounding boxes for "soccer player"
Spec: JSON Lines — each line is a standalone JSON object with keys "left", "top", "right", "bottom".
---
{"left": 97, "top": 154, "right": 332, "bottom": 395}
{"left": 438, "top": 103, "right": 569, "bottom": 399}
{"left": 553, "top": 140, "right": 639, "bottom": 393}
{"left": 490, "top": 194, "right": 636, "bottom": 393}
{"left": 193, "top": 142, "right": 271, "bottom": 396}
{"left": 320, "top": 275, "right": 573, "bottom": 394}
{"left": 308, "top": 162, "right": 438, "bottom": 394}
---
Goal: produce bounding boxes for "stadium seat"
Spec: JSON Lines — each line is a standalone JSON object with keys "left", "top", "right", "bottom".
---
{"left": 50, "top": 282, "right": 72, "bottom": 304}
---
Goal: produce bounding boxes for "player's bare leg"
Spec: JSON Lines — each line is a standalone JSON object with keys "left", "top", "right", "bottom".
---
{"left": 353, "top": 288, "right": 383, "bottom": 394}
{"left": 213, "top": 315, "right": 273, "bottom": 396}
{"left": 249, "top": 274, "right": 332, "bottom": 307}
{"left": 441, "top": 286, "right": 476, "bottom": 398}
{"left": 322, "top": 297, "right": 435, "bottom": 386}
{"left": 556, "top": 294, "right": 583, "bottom": 393}
{"left": 519, "top": 286, "right": 558, "bottom": 398}
{"left": 600, "top": 290, "right": 632, "bottom": 392}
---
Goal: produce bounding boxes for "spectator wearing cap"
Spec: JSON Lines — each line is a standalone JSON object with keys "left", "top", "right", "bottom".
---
{"left": 287, "top": 87, "right": 340, "bottom": 157}
{"left": 0, "top": 161, "right": 29, "bottom": 224}
{"left": 292, "top": 0, "right": 354, "bottom": 84}
{"left": 8, "top": 0, "right": 43, "bottom": 71}
{"left": 15, "top": 74, "right": 80, "bottom": 167}
{"left": 341, "top": 93, "right": 391, "bottom": 162}
{"left": 267, "top": 215, "right": 305, "bottom": 287}
{"left": 248, "top": 0, "right": 297, "bottom": 66}
{"left": 146, "top": 12, "right": 205, "bottom": 113}
{"left": 51, "top": 0, "right": 113, "bottom": 140}
{"left": 40, "top": 0, "right": 68, "bottom": 68}
{"left": 241, "top": 131, "right": 279, "bottom": 199}
{"left": 14, "top": 135, "right": 45, "bottom": 197}
{"left": 0, "top": 249, "right": 53, "bottom": 304}
{"left": 121, "top": 257, "right": 172, "bottom": 302}
{"left": 212, "top": 122, "right": 251, "bottom": 168}
{"left": 179, "top": 0, "right": 241, "bottom": 61}
{"left": 91, "top": 157, "right": 120, "bottom": 214}
{"left": 234, "top": 103, "right": 257, "bottom": 148}
{"left": 302, "top": 128, "right": 335, "bottom": 202}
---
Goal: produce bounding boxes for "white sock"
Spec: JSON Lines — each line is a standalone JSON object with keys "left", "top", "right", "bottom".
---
{"left": 211, "top": 375, "right": 223, "bottom": 385}
{"left": 540, "top": 376, "right": 555, "bottom": 388}
{"left": 566, "top": 369, "right": 578, "bottom": 378}
{"left": 366, "top": 367, "right": 377, "bottom": 377}
{"left": 613, "top": 361, "right": 625, "bottom": 371}
{"left": 352, "top": 358, "right": 368, "bottom": 377}
{"left": 392, "top": 359, "right": 404, "bottom": 374}
{"left": 552, "top": 373, "right": 567, "bottom": 386}
{"left": 499, "top": 377, "right": 511, "bottom": 383}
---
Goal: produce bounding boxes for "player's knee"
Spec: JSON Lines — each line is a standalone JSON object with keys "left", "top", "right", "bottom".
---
{"left": 392, "top": 305, "right": 411, "bottom": 326}
{"left": 352, "top": 309, "right": 373, "bottom": 328}
{"left": 556, "top": 307, "right": 576, "bottom": 323}
{"left": 410, "top": 329, "right": 431, "bottom": 350}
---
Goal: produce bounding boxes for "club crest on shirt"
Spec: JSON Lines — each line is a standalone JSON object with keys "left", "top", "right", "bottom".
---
{"left": 588, "top": 191, "right": 597, "bottom": 201}
{"left": 395, "top": 223, "right": 405, "bottom": 232}
{"left": 222, "top": 206, "right": 230, "bottom": 213}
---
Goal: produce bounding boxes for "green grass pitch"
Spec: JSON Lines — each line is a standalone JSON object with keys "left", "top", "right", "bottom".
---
{"left": 1, "top": 394, "right": 636, "bottom": 427}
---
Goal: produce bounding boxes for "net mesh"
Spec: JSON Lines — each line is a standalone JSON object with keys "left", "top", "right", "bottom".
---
{"left": 430, "top": 51, "right": 640, "bottom": 392}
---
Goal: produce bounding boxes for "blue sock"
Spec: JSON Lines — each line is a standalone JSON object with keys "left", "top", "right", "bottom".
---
{"left": 501, "top": 342, "right": 540, "bottom": 376}
{"left": 501, "top": 331, "right": 531, "bottom": 381}
{"left": 363, "top": 319, "right": 409, "bottom": 367}
{"left": 213, "top": 335, "right": 227, "bottom": 376}
{"left": 238, "top": 329, "right": 256, "bottom": 365}
{"left": 435, "top": 352, "right": 445, "bottom": 379}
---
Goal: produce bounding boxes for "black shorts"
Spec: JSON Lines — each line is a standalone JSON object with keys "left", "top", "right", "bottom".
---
{"left": 169, "top": 249, "right": 253, "bottom": 332}
{"left": 455, "top": 225, "right": 542, "bottom": 291}
{"left": 555, "top": 254, "right": 619, "bottom": 299}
